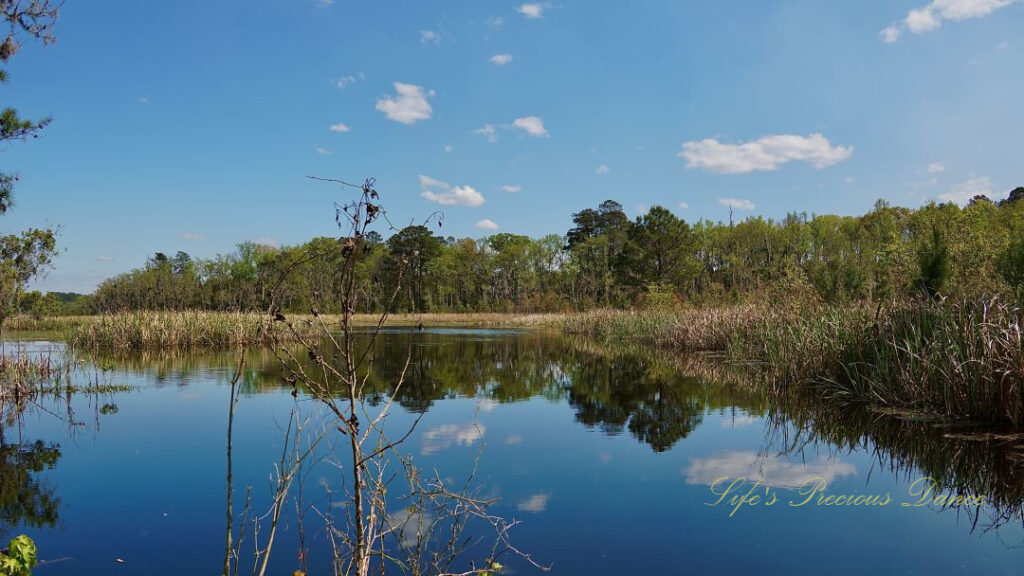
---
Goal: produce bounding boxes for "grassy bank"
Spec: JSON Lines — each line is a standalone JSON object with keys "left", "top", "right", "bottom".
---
{"left": 4, "top": 311, "right": 566, "bottom": 351}
{"left": 561, "top": 299, "right": 1024, "bottom": 425}
{"left": 7, "top": 303, "right": 1022, "bottom": 425}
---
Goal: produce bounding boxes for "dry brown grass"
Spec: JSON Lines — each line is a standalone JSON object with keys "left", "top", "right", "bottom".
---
{"left": 3, "top": 311, "right": 566, "bottom": 351}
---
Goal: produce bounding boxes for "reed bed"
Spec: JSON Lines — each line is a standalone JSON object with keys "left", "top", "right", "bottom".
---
{"left": 3, "top": 314, "right": 96, "bottom": 333}
{"left": 61, "top": 311, "right": 319, "bottom": 351}
{"left": 45, "top": 311, "right": 565, "bottom": 351}
{"left": 0, "top": 352, "right": 66, "bottom": 390}
{"left": 560, "top": 299, "right": 1024, "bottom": 425}
{"left": 0, "top": 352, "right": 71, "bottom": 418}
{"left": 823, "top": 299, "right": 1024, "bottom": 424}
{"left": 559, "top": 305, "right": 766, "bottom": 351}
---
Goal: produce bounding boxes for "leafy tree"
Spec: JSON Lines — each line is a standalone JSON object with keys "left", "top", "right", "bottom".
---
{"left": 1000, "top": 186, "right": 1024, "bottom": 207}
{"left": 915, "top": 225, "right": 951, "bottom": 298}
{"left": 997, "top": 239, "right": 1024, "bottom": 295}
{"left": 0, "top": 1, "right": 60, "bottom": 329}
{"left": 627, "top": 206, "right": 698, "bottom": 292}
{"left": 386, "top": 225, "right": 444, "bottom": 311}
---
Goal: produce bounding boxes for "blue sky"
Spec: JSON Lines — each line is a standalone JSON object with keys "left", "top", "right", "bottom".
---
{"left": 3, "top": 0, "right": 1022, "bottom": 293}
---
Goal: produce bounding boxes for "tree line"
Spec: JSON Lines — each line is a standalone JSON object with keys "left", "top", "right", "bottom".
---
{"left": 58, "top": 188, "right": 1024, "bottom": 315}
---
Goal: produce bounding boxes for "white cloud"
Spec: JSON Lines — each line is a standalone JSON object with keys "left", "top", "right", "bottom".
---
{"left": 516, "top": 3, "right": 544, "bottom": 18}
{"left": 635, "top": 203, "right": 649, "bottom": 214}
{"left": 474, "top": 124, "right": 499, "bottom": 143}
{"left": 486, "top": 16, "right": 505, "bottom": 28}
{"left": 315, "top": 0, "right": 333, "bottom": 7}
{"left": 996, "top": 39, "right": 1010, "bottom": 49}
{"left": 96, "top": 255, "right": 114, "bottom": 262}
{"left": 516, "top": 493, "right": 549, "bottom": 513}
{"left": 938, "top": 176, "right": 992, "bottom": 205}
{"left": 678, "top": 201, "right": 689, "bottom": 209}
{"left": 444, "top": 144, "right": 453, "bottom": 153}
{"left": 879, "top": 24, "right": 902, "bottom": 42}
{"left": 138, "top": 97, "right": 150, "bottom": 105}
{"left": 679, "top": 133, "right": 852, "bottom": 174}
{"left": 419, "top": 175, "right": 485, "bottom": 207}
{"left": 328, "top": 122, "right": 350, "bottom": 133}
{"left": 423, "top": 186, "right": 484, "bottom": 207}
{"left": 420, "top": 30, "right": 441, "bottom": 44}
{"left": 502, "top": 185, "right": 522, "bottom": 194}
{"left": 476, "top": 218, "right": 499, "bottom": 231}
{"left": 181, "top": 233, "right": 205, "bottom": 241}
{"left": 718, "top": 198, "right": 755, "bottom": 211}
{"left": 315, "top": 146, "right": 332, "bottom": 155}
{"left": 926, "top": 162, "right": 946, "bottom": 173}
{"left": 595, "top": 164, "right": 610, "bottom": 176}
{"left": 884, "top": 0, "right": 1020, "bottom": 40}
{"left": 419, "top": 174, "right": 450, "bottom": 189}
{"left": 490, "top": 53, "right": 514, "bottom": 65}
{"left": 421, "top": 423, "right": 486, "bottom": 455}
{"left": 252, "top": 237, "right": 278, "bottom": 247}
{"left": 511, "top": 116, "right": 549, "bottom": 137}
{"left": 844, "top": 176, "right": 855, "bottom": 184}
{"left": 684, "top": 451, "right": 856, "bottom": 489}
{"left": 375, "top": 82, "right": 434, "bottom": 125}
{"left": 335, "top": 75, "right": 356, "bottom": 90}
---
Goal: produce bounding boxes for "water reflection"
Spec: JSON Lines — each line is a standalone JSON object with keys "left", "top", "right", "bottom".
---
{"left": 770, "top": 399, "right": 1024, "bottom": 527}
{"left": 85, "top": 331, "right": 769, "bottom": 453}
{"left": 69, "top": 329, "right": 1024, "bottom": 536}
{"left": 0, "top": 438, "right": 61, "bottom": 538}
{"left": 684, "top": 451, "right": 857, "bottom": 489}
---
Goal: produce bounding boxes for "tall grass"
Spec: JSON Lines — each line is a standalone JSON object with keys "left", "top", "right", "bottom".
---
{"left": 561, "top": 300, "right": 1024, "bottom": 425}
{"left": 559, "top": 305, "right": 765, "bottom": 351}
{"left": 0, "top": 352, "right": 70, "bottom": 419}
{"left": 29, "top": 311, "right": 565, "bottom": 351}
{"left": 824, "top": 299, "right": 1024, "bottom": 424}
{"left": 61, "top": 311, "right": 308, "bottom": 351}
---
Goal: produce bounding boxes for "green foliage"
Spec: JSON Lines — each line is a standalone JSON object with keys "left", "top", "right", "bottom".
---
{"left": 0, "top": 0, "right": 61, "bottom": 329}
{"left": 0, "top": 230, "right": 57, "bottom": 326}
{"left": 997, "top": 238, "right": 1024, "bottom": 295}
{"left": 80, "top": 190, "right": 1024, "bottom": 315}
{"left": 915, "top": 225, "right": 951, "bottom": 298}
{"left": 640, "top": 283, "right": 678, "bottom": 310}
{"left": 0, "top": 441, "right": 61, "bottom": 533}
{"left": 0, "top": 535, "right": 37, "bottom": 576}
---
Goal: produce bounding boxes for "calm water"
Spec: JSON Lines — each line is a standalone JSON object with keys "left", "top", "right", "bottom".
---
{"left": 3, "top": 330, "right": 1024, "bottom": 575}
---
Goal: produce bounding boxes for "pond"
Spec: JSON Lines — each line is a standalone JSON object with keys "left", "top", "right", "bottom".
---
{"left": 3, "top": 330, "right": 1024, "bottom": 575}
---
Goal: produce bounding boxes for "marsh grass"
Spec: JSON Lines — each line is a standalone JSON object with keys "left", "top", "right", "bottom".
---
{"left": 8, "top": 311, "right": 567, "bottom": 351}
{"left": 1, "top": 352, "right": 70, "bottom": 421}
{"left": 7, "top": 302, "right": 1022, "bottom": 423}
{"left": 562, "top": 299, "right": 1024, "bottom": 425}
{"left": 823, "top": 299, "right": 1024, "bottom": 424}
{"left": 559, "top": 305, "right": 764, "bottom": 351}
{"left": 60, "top": 311, "right": 328, "bottom": 351}
{"left": 0, "top": 352, "right": 67, "bottom": 389}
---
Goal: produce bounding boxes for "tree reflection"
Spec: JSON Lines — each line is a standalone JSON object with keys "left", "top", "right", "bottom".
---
{"left": 0, "top": 436, "right": 61, "bottom": 538}
{"left": 770, "top": 396, "right": 1024, "bottom": 530}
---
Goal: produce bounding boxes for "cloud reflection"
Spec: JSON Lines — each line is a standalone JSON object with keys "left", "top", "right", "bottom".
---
{"left": 517, "top": 493, "right": 549, "bottom": 513}
{"left": 421, "top": 423, "right": 486, "bottom": 455}
{"left": 684, "top": 451, "right": 856, "bottom": 489}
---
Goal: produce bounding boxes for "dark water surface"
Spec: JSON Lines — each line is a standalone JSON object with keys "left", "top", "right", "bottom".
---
{"left": 3, "top": 330, "right": 1024, "bottom": 575}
